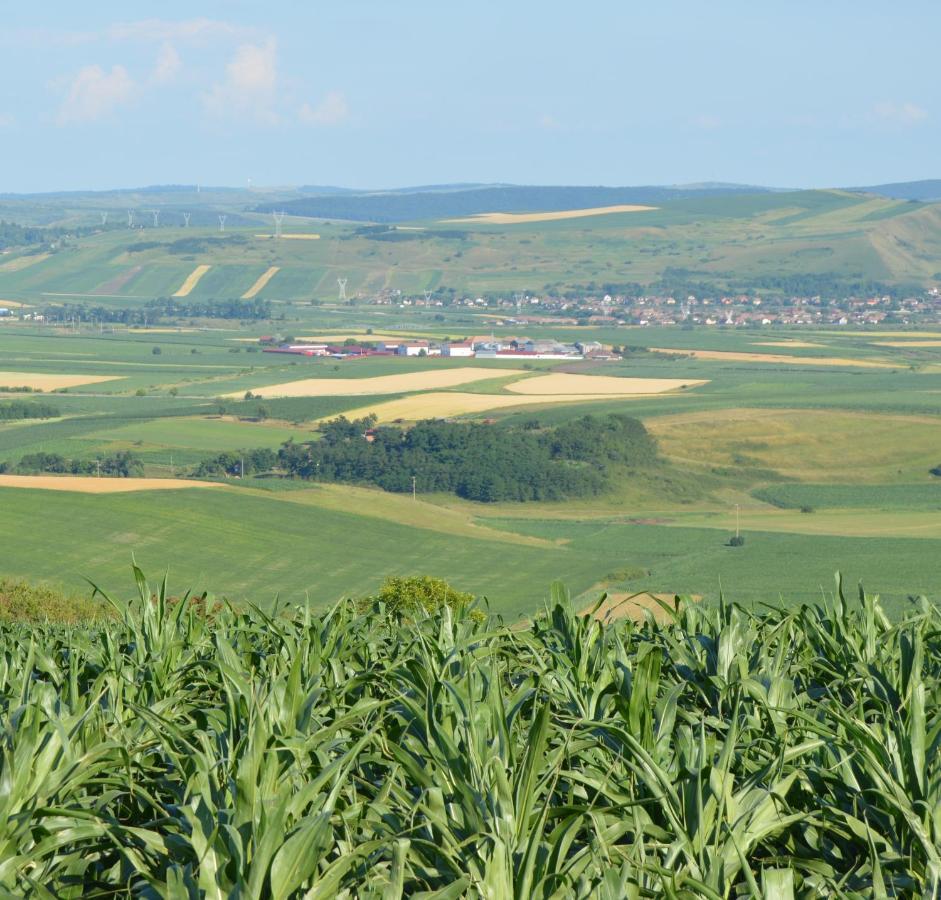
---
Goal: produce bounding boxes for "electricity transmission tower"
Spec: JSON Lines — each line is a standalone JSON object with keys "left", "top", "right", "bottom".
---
{"left": 218, "top": 215, "right": 227, "bottom": 233}
{"left": 183, "top": 212, "right": 191, "bottom": 228}
{"left": 337, "top": 277, "right": 348, "bottom": 302}
{"left": 273, "top": 210, "right": 285, "bottom": 238}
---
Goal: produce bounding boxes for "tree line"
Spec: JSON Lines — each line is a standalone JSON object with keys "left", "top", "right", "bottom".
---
{"left": 4, "top": 451, "right": 143, "bottom": 477}
{"left": 0, "top": 400, "right": 60, "bottom": 420}
{"left": 38, "top": 297, "right": 272, "bottom": 324}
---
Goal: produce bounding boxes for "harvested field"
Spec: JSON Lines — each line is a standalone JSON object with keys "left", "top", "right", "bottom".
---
{"left": 505, "top": 373, "right": 705, "bottom": 395}
{"left": 824, "top": 330, "right": 941, "bottom": 338}
{"left": 241, "top": 266, "right": 280, "bottom": 299}
{"left": 172, "top": 265, "right": 211, "bottom": 297}
{"left": 0, "top": 253, "right": 50, "bottom": 272}
{"left": 755, "top": 340, "right": 826, "bottom": 349}
{"left": 227, "top": 367, "right": 524, "bottom": 399}
{"left": 0, "top": 299, "right": 30, "bottom": 308}
{"left": 650, "top": 347, "right": 896, "bottom": 368}
{"left": 335, "top": 391, "right": 650, "bottom": 422}
{"left": 253, "top": 234, "right": 320, "bottom": 240}
{"left": 872, "top": 340, "right": 941, "bottom": 347}
{"left": 445, "top": 205, "right": 656, "bottom": 224}
{"left": 0, "top": 371, "right": 120, "bottom": 390}
{"left": 92, "top": 266, "right": 142, "bottom": 295}
{"left": 0, "top": 475, "right": 222, "bottom": 494}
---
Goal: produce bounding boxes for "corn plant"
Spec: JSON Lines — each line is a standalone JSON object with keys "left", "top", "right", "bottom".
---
{"left": 0, "top": 569, "right": 938, "bottom": 897}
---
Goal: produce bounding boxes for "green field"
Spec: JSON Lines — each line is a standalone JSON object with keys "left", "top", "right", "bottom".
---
{"left": 0, "top": 301, "right": 939, "bottom": 614}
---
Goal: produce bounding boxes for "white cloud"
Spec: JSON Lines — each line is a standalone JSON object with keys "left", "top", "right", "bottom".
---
{"left": 107, "top": 18, "right": 249, "bottom": 43}
{"left": 204, "top": 38, "right": 280, "bottom": 123}
{"left": 870, "top": 101, "right": 928, "bottom": 126}
{"left": 56, "top": 64, "right": 135, "bottom": 124}
{"left": 299, "top": 91, "right": 349, "bottom": 126}
{"left": 150, "top": 43, "right": 182, "bottom": 84}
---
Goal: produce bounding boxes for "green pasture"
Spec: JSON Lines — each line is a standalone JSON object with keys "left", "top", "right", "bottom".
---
{"left": 0, "top": 487, "right": 606, "bottom": 616}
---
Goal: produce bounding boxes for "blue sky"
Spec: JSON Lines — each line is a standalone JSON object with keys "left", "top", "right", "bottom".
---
{"left": 1, "top": 1, "right": 938, "bottom": 192}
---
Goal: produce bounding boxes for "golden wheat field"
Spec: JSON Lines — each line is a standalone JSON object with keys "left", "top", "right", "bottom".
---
{"left": 650, "top": 348, "right": 896, "bottom": 368}
{"left": 0, "top": 299, "right": 31, "bottom": 308}
{"left": 0, "top": 371, "right": 120, "bottom": 390}
{"left": 0, "top": 475, "right": 223, "bottom": 494}
{"left": 444, "top": 204, "right": 656, "bottom": 224}
{"left": 241, "top": 267, "right": 280, "bottom": 299}
{"left": 872, "top": 340, "right": 941, "bottom": 347}
{"left": 172, "top": 265, "right": 212, "bottom": 298}
{"left": 334, "top": 391, "right": 650, "bottom": 422}
{"left": 226, "top": 367, "right": 525, "bottom": 399}
{"left": 505, "top": 373, "right": 706, "bottom": 395}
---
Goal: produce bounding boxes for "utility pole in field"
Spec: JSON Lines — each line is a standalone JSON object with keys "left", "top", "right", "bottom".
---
{"left": 735, "top": 504, "right": 740, "bottom": 539}
{"left": 412, "top": 475, "right": 417, "bottom": 501}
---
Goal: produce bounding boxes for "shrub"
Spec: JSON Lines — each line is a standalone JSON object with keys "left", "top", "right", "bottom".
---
{"left": 152, "top": 346, "right": 162, "bottom": 355}
{"left": 357, "top": 575, "right": 477, "bottom": 618}
{"left": 0, "top": 578, "right": 108, "bottom": 623}
{"left": 728, "top": 534, "right": 746, "bottom": 547}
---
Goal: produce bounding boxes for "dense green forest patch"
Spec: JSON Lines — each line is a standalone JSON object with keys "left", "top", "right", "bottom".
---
{"left": 276, "top": 413, "right": 657, "bottom": 501}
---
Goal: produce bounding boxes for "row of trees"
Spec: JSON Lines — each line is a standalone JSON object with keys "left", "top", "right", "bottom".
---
{"left": 38, "top": 297, "right": 272, "bottom": 325}
{"left": 7, "top": 451, "right": 142, "bottom": 477}
{"left": 277, "top": 414, "right": 657, "bottom": 502}
{"left": 0, "top": 400, "right": 59, "bottom": 420}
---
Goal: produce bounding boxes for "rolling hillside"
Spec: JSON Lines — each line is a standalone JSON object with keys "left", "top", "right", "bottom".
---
{"left": 0, "top": 188, "right": 939, "bottom": 303}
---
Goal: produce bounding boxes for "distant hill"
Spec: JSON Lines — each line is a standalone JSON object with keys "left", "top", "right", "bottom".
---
{"left": 262, "top": 183, "right": 779, "bottom": 223}
{"left": 849, "top": 179, "right": 941, "bottom": 202}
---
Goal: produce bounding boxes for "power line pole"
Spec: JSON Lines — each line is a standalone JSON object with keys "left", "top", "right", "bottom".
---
{"left": 412, "top": 475, "right": 417, "bottom": 501}
{"left": 735, "top": 503, "right": 740, "bottom": 539}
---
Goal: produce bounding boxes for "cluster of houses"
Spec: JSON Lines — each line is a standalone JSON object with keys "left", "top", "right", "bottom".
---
{"left": 261, "top": 336, "right": 614, "bottom": 361}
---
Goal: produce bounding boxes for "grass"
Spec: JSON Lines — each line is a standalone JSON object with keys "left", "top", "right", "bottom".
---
{"left": 753, "top": 482, "right": 941, "bottom": 510}
{"left": 1, "top": 572, "right": 939, "bottom": 895}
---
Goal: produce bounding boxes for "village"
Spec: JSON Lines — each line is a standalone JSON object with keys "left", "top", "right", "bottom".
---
{"left": 358, "top": 284, "right": 941, "bottom": 328}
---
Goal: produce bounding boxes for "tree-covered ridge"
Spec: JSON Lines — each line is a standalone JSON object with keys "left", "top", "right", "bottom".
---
{"left": 277, "top": 413, "right": 658, "bottom": 502}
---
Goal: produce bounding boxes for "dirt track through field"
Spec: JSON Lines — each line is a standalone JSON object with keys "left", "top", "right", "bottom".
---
{"left": 582, "top": 591, "right": 700, "bottom": 624}
{"left": 227, "top": 368, "right": 525, "bottom": 398}
{"left": 650, "top": 347, "right": 895, "bottom": 368}
{"left": 241, "top": 267, "right": 280, "bottom": 299}
{"left": 445, "top": 205, "right": 656, "bottom": 224}
{"left": 505, "top": 373, "right": 705, "bottom": 395}
{"left": 173, "top": 265, "right": 211, "bottom": 297}
{"left": 0, "top": 475, "right": 223, "bottom": 494}
{"left": 0, "top": 371, "right": 120, "bottom": 390}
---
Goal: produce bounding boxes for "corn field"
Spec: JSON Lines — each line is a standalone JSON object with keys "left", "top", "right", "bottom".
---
{"left": 3, "top": 570, "right": 940, "bottom": 898}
